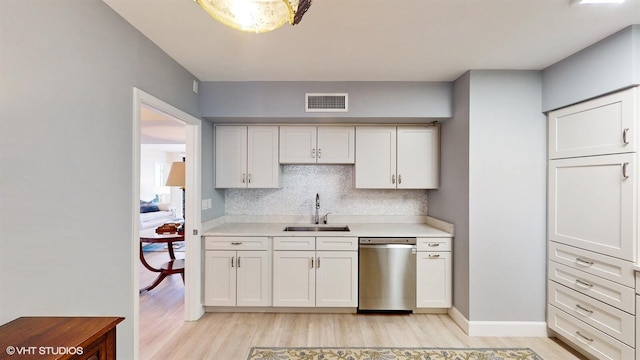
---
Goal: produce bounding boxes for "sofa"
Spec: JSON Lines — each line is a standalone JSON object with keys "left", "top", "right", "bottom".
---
{"left": 140, "top": 199, "right": 177, "bottom": 230}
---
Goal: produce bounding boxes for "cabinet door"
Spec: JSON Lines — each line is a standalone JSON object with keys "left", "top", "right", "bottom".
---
{"left": 247, "top": 126, "right": 281, "bottom": 188}
{"left": 355, "top": 126, "right": 397, "bottom": 189}
{"left": 549, "top": 153, "right": 636, "bottom": 261}
{"left": 279, "top": 126, "right": 317, "bottom": 164}
{"left": 273, "top": 251, "right": 316, "bottom": 307}
{"left": 316, "top": 251, "right": 358, "bottom": 307}
{"left": 416, "top": 251, "right": 451, "bottom": 308}
{"left": 317, "top": 126, "right": 355, "bottom": 164}
{"left": 397, "top": 126, "right": 439, "bottom": 189}
{"left": 215, "top": 126, "right": 247, "bottom": 188}
{"left": 236, "top": 251, "right": 270, "bottom": 307}
{"left": 204, "top": 250, "right": 236, "bottom": 306}
{"left": 548, "top": 87, "right": 637, "bottom": 160}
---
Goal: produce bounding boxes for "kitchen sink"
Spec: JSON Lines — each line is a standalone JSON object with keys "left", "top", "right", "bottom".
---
{"left": 283, "top": 226, "right": 350, "bottom": 232}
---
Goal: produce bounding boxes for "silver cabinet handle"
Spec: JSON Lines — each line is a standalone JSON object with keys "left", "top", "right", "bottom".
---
{"left": 623, "top": 128, "right": 630, "bottom": 145}
{"left": 231, "top": 256, "right": 235, "bottom": 268}
{"left": 231, "top": 242, "right": 243, "bottom": 245}
{"left": 428, "top": 243, "right": 440, "bottom": 247}
{"left": 317, "top": 256, "right": 320, "bottom": 268}
{"left": 312, "top": 148, "right": 316, "bottom": 158}
{"left": 623, "top": 162, "right": 630, "bottom": 179}
{"left": 428, "top": 254, "right": 440, "bottom": 258}
{"left": 398, "top": 174, "right": 402, "bottom": 184}
{"left": 575, "top": 258, "right": 593, "bottom": 266}
{"left": 248, "top": 173, "right": 251, "bottom": 183}
{"left": 575, "top": 304, "right": 593, "bottom": 314}
{"left": 242, "top": 173, "right": 246, "bottom": 183}
{"left": 311, "top": 257, "right": 314, "bottom": 268}
{"left": 237, "top": 256, "right": 241, "bottom": 268}
{"left": 318, "top": 148, "right": 321, "bottom": 158}
{"left": 576, "top": 331, "right": 594, "bottom": 342}
{"left": 575, "top": 279, "right": 593, "bottom": 289}
{"left": 391, "top": 174, "right": 395, "bottom": 184}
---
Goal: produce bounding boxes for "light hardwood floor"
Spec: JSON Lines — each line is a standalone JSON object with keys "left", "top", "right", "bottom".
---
{"left": 139, "top": 251, "right": 587, "bottom": 360}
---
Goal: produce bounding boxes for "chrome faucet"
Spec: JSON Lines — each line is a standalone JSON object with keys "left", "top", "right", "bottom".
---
{"left": 315, "top": 193, "right": 320, "bottom": 224}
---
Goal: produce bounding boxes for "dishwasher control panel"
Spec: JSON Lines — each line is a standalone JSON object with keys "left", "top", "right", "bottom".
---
{"left": 359, "top": 237, "right": 416, "bottom": 245}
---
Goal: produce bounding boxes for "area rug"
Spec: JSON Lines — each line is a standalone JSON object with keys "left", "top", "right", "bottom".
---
{"left": 246, "top": 347, "right": 543, "bottom": 360}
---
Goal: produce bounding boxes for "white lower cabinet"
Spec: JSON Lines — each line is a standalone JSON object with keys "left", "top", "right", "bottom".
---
{"left": 204, "top": 237, "right": 270, "bottom": 307}
{"left": 272, "top": 237, "right": 358, "bottom": 308}
{"left": 416, "top": 238, "right": 452, "bottom": 308}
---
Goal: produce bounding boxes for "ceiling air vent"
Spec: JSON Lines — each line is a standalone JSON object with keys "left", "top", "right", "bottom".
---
{"left": 305, "top": 93, "right": 348, "bottom": 112}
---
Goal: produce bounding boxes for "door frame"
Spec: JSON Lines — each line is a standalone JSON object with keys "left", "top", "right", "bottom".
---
{"left": 132, "top": 88, "right": 204, "bottom": 358}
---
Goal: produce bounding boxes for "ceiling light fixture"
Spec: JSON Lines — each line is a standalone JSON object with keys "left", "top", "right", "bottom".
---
{"left": 194, "top": 0, "right": 312, "bottom": 33}
{"left": 570, "top": 0, "right": 626, "bottom": 5}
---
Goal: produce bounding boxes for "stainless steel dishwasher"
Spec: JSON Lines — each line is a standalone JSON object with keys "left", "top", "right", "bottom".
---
{"left": 358, "top": 237, "right": 416, "bottom": 312}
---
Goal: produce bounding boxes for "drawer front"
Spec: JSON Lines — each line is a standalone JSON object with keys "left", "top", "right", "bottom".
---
{"left": 204, "top": 236, "right": 268, "bottom": 250}
{"left": 273, "top": 236, "right": 315, "bottom": 251}
{"left": 316, "top": 237, "right": 358, "bottom": 251}
{"left": 549, "top": 262, "right": 635, "bottom": 314}
{"left": 549, "top": 242, "right": 635, "bottom": 287}
{"left": 548, "top": 305, "right": 634, "bottom": 360}
{"left": 417, "top": 237, "right": 452, "bottom": 252}
{"left": 548, "top": 281, "right": 635, "bottom": 346}
{"left": 548, "top": 86, "right": 637, "bottom": 159}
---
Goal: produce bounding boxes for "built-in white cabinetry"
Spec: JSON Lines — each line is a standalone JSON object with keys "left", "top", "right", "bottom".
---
{"left": 204, "top": 237, "right": 270, "bottom": 307}
{"left": 547, "top": 86, "right": 640, "bottom": 360}
{"left": 215, "top": 125, "right": 281, "bottom": 188}
{"left": 279, "top": 126, "right": 355, "bottom": 164}
{"left": 355, "top": 126, "right": 439, "bottom": 189}
{"left": 272, "top": 236, "right": 358, "bottom": 307}
{"left": 416, "top": 238, "right": 452, "bottom": 308}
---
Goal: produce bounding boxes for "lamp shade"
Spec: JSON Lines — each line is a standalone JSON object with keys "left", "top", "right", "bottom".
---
{"left": 165, "top": 161, "right": 185, "bottom": 188}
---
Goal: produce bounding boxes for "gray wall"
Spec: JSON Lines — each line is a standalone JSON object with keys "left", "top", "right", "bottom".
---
{"left": 428, "top": 71, "right": 546, "bottom": 323}
{"left": 201, "top": 119, "right": 225, "bottom": 221}
{"left": 542, "top": 25, "right": 640, "bottom": 112}
{"left": 200, "top": 81, "right": 452, "bottom": 120}
{"left": 427, "top": 72, "right": 471, "bottom": 319}
{"left": 0, "top": 1, "right": 200, "bottom": 357}
{"left": 468, "top": 71, "right": 546, "bottom": 321}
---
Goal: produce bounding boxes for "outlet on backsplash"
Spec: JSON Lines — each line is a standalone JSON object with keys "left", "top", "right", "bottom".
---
{"left": 225, "top": 165, "right": 428, "bottom": 216}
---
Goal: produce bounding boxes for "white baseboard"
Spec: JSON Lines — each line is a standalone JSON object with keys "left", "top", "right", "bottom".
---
{"left": 448, "top": 307, "right": 548, "bottom": 337}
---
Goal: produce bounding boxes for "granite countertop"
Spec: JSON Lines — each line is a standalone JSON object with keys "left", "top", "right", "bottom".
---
{"left": 203, "top": 217, "right": 453, "bottom": 238}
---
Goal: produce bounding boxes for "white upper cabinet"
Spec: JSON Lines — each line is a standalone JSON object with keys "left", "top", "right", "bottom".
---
{"left": 215, "top": 125, "right": 281, "bottom": 188}
{"left": 279, "top": 126, "right": 355, "bottom": 164}
{"left": 355, "top": 126, "right": 439, "bottom": 189}
{"left": 548, "top": 87, "right": 637, "bottom": 160}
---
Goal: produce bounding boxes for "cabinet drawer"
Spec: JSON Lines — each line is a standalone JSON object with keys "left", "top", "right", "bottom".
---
{"left": 549, "top": 262, "right": 635, "bottom": 314}
{"left": 548, "top": 305, "right": 634, "bottom": 360}
{"left": 417, "top": 237, "right": 451, "bottom": 252}
{"left": 204, "top": 236, "right": 268, "bottom": 250}
{"left": 548, "top": 281, "right": 635, "bottom": 346}
{"left": 548, "top": 86, "right": 637, "bottom": 159}
{"left": 273, "top": 236, "right": 315, "bottom": 250}
{"left": 549, "top": 242, "right": 635, "bottom": 287}
{"left": 316, "top": 237, "right": 358, "bottom": 251}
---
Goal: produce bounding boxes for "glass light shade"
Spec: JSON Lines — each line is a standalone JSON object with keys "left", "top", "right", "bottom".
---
{"left": 195, "top": 0, "right": 299, "bottom": 33}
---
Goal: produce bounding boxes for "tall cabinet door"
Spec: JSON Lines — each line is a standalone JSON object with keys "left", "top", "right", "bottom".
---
{"left": 355, "top": 126, "right": 397, "bottom": 189}
{"left": 236, "top": 251, "right": 270, "bottom": 307}
{"left": 397, "top": 126, "right": 439, "bottom": 189}
{"left": 247, "top": 126, "right": 280, "bottom": 188}
{"left": 272, "top": 251, "right": 316, "bottom": 307}
{"left": 316, "top": 251, "right": 358, "bottom": 307}
{"left": 215, "top": 126, "right": 247, "bottom": 188}
{"left": 204, "top": 251, "right": 236, "bottom": 306}
{"left": 279, "top": 126, "right": 317, "bottom": 164}
{"left": 549, "top": 153, "right": 636, "bottom": 261}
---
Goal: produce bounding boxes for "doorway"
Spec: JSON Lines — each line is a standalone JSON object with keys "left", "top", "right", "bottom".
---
{"left": 132, "top": 88, "right": 203, "bottom": 358}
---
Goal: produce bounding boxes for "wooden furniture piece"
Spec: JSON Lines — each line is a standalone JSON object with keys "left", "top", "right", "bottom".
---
{"left": 546, "top": 86, "right": 639, "bottom": 360}
{"left": 139, "top": 228, "right": 185, "bottom": 292}
{"left": 0, "top": 317, "right": 124, "bottom": 360}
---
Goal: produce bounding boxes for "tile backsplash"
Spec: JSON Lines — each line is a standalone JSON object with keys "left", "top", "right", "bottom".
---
{"left": 225, "top": 165, "right": 428, "bottom": 216}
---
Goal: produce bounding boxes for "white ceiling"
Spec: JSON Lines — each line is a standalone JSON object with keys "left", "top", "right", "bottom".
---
{"left": 103, "top": 0, "right": 640, "bottom": 82}
{"left": 141, "top": 104, "right": 186, "bottom": 147}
